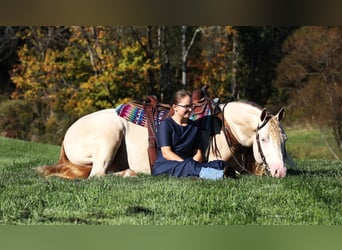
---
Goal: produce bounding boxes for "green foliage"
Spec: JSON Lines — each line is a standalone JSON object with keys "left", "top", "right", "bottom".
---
{"left": 8, "top": 27, "right": 162, "bottom": 143}
{"left": 0, "top": 99, "right": 38, "bottom": 140}
{"left": 11, "top": 27, "right": 162, "bottom": 115}
{"left": 0, "top": 98, "right": 71, "bottom": 144}
{"left": 0, "top": 136, "right": 341, "bottom": 225}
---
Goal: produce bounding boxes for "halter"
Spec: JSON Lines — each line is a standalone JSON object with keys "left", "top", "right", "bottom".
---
{"left": 256, "top": 112, "right": 274, "bottom": 171}
{"left": 256, "top": 126, "right": 270, "bottom": 173}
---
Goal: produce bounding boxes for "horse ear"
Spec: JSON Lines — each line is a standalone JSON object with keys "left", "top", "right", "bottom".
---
{"left": 276, "top": 108, "right": 285, "bottom": 121}
{"left": 260, "top": 108, "right": 268, "bottom": 122}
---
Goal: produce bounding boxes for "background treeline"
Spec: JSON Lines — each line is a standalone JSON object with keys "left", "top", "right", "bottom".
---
{"left": 0, "top": 26, "right": 341, "bottom": 149}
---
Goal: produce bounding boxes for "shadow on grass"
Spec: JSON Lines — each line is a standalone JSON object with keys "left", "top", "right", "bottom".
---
{"left": 125, "top": 206, "right": 154, "bottom": 216}
{"left": 38, "top": 216, "right": 102, "bottom": 225}
{"left": 287, "top": 168, "right": 341, "bottom": 177}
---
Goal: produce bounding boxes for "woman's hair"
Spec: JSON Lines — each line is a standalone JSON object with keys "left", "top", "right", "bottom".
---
{"left": 171, "top": 89, "right": 191, "bottom": 105}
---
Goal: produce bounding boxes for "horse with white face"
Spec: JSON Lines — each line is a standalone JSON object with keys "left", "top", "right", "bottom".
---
{"left": 206, "top": 102, "right": 287, "bottom": 177}
{"left": 37, "top": 101, "right": 288, "bottom": 179}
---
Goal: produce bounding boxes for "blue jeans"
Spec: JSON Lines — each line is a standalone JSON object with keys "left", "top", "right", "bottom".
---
{"left": 152, "top": 158, "right": 224, "bottom": 180}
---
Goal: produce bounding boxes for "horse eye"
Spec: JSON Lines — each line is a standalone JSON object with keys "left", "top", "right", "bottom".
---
{"left": 261, "top": 137, "right": 269, "bottom": 143}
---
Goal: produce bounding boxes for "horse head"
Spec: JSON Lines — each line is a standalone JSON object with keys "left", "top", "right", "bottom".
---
{"left": 253, "top": 108, "right": 287, "bottom": 177}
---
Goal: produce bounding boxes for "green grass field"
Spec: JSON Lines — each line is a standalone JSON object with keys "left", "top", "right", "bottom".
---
{"left": 0, "top": 127, "right": 341, "bottom": 225}
{"left": 286, "top": 126, "right": 342, "bottom": 160}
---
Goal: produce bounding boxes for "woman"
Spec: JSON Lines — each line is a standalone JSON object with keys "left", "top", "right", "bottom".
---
{"left": 152, "top": 89, "right": 235, "bottom": 180}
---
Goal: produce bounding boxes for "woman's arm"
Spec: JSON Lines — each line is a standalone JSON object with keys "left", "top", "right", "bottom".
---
{"left": 160, "top": 146, "right": 184, "bottom": 161}
{"left": 192, "top": 148, "right": 203, "bottom": 162}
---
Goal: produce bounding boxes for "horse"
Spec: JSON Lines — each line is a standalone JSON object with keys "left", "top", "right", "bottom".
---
{"left": 37, "top": 100, "right": 288, "bottom": 179}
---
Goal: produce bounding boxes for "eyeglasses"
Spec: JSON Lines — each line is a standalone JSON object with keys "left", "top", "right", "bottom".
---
{"left": 176, "top": 104, "right": 193, "bottom": 110}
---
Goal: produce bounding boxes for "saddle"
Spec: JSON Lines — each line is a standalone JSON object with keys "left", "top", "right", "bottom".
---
{"left": 142, "top": 95, "right": 168, "bottom": 170}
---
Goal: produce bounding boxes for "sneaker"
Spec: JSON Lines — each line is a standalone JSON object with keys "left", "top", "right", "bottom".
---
{"left": 224, "top": 164, "right": 237, "bottom": 179}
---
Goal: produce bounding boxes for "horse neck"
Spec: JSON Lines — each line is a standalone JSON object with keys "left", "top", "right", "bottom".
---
{"left": 221, "top": 102, "right": 261, "bottom": 147}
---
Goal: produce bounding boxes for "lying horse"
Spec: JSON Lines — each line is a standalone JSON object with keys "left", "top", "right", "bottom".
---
{"left": 37, "top": 99, "right": 288, "bottom": 179}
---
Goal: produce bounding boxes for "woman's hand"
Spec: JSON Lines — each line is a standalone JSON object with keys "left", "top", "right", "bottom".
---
{"left": 160, "top": 146, "right": 184, "bottom": 161}
{"left": 192, "top": 149, "right": 203, "bottom": 162}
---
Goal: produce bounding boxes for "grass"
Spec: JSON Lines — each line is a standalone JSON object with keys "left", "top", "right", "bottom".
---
{"left": 0, "top": 129, "right": 342, "bottom": 225}
{"left": 286, "top": 126, "right": 342, "bottom": 160}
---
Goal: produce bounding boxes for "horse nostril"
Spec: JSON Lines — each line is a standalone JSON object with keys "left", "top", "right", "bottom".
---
{"left": 274, "top": 169, "right": 278, "bottom": 176}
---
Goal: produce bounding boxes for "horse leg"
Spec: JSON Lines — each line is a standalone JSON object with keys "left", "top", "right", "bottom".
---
{"left": 88, "top": 144, "right": 119, "bottom": 177}
{"left": 87, "top": 128, "right": 125, "bottom": 178}
{"left": 89, "top": 147, "right": 137, "bottom": 178}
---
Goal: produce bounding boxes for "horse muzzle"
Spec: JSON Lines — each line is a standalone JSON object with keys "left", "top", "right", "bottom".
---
{"left": 269, "top": 164, "right": 287, "bottom": 178}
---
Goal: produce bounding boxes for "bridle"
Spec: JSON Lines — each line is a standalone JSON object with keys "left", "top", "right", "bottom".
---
{"left": 255, "top": 112, "right": 288, "bottom": 174}
{"left": 256, "top": 123, "right": 271, "bottom": 173}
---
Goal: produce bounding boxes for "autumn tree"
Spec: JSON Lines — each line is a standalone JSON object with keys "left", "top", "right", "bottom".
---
{"left": 275, "top": 26, "right": 342, "bottom": 152}
{"left": 197, "top": 26, "right": 235, "bottom": 101}
{"left": 10, "top": 26, "right": 160, "bottom": 143}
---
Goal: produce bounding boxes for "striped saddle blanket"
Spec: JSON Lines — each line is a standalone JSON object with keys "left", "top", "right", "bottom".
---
{"left": 115, "top": 103, "right": 169, "bottom": 128}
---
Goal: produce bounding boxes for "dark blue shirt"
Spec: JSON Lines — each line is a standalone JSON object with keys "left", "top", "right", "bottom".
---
{"left": 156, "top": 117, "right": 200, "bottom": 160}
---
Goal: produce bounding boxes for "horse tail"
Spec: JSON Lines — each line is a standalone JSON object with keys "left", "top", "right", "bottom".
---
{"left": 36, "top": 142, "right": 91, "bottom": 179}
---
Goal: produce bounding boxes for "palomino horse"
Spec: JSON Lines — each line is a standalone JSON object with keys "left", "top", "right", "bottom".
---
{"left": 37, "top": 101, "right": 288, "bottom": 179}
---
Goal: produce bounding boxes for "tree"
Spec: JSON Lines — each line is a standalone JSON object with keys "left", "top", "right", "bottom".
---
{"left": 10, "top": 26, "right": 161, "bottom": 143}
{"left": 236, "top": 26, "right": 296, "bottom": 106}
{"left": 275, "top": 26, "right": 342, "bottom": 152}
{"left": 0, "top": 26, "right": 22, "bottom": 94}
{"left": 197, "top": 26, "right": 235, "bottom": 101}
{"left": 181, "top": 26, "right": 202, "bottom": 86}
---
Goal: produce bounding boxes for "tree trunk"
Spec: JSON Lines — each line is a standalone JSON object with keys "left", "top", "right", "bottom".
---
{"left": 158, "top": 26, "right": 171, "bottom": 102}
{"left": 181, "top": 26, "right": 202, "bottom": 87}
{"left": 181, "top": 26, "right": 187, "bottom": 86}
{"left": 231, "top": 29, "right": 238, "bottom": 100}
{"left": 146, "top": 26, "right": 155, "bottom": 94}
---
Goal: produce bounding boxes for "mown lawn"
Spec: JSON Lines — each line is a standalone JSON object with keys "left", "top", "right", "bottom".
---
{"left": 0, "top": 133, "right": 341, "bottom": 225}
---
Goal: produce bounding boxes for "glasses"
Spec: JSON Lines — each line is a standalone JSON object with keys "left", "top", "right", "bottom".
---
{"left": 176, "top": 104, "right": 193, "bottom": 110}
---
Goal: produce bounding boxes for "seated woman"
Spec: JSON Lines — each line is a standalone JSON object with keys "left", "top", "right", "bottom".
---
{"left": 152, "top": 89, "right": 235, "bottom": 180}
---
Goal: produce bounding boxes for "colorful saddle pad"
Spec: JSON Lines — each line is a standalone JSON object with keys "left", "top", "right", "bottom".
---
{"left": 116, "top": 103, "right": 169, "bottom": 128}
